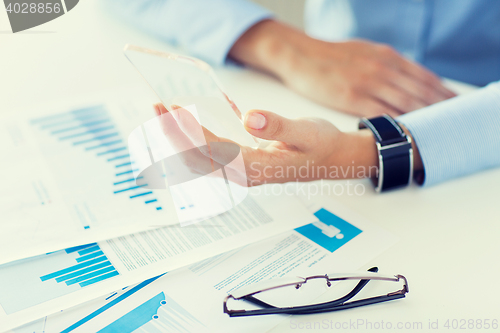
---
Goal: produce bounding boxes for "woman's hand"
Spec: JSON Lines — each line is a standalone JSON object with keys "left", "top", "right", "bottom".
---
{"left": 229, "top": 20, "right": 456, "bottom": 117}
{"left": 154, "top": 104, "right": 383, "bottom": 186}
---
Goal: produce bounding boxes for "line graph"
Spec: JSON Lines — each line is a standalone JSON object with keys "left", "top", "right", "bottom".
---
{"left": 59, "top": 274, "right": 205, "bottom": 333}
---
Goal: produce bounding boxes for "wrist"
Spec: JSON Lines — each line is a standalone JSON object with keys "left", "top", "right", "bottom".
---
{"left": 328, "top": 130, "right": 379, "bottom": 179}
{"left": 350, "top": 130, "right": 380, "bottom": 178}
{"left": 341, "top": 125, "right": 423, "bottom": 183}
{"left": 332, "top": 126, "right": 423, "bottom": 181}
{"left": 228, "top": 20, "right": 311, "bottom": 80}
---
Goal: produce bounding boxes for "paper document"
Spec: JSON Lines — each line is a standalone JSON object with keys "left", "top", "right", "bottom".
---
{"left": 7, "top": 204, "right": 397, "bottom": 333}
{"left": 0, "top": 190, "right": 315, "bottom": 331}
{"left": 0, "top": 98, "right": 174, "bottom": 264}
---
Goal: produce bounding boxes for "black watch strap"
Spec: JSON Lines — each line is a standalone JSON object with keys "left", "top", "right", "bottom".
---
{"left": 359, "top": 115, "right": 413, "bottom": 192}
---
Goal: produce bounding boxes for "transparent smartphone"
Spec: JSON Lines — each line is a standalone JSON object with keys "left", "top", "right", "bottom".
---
{"left": 124, "top": 44, "right": 257, "bottom": 147}
{"left": 124, "top": 45, "right": 253, "bottom": 225}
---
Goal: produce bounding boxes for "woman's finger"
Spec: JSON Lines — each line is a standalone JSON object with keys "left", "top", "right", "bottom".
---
{"left": 368, "top": 79, "right": 428, "bottom": 113}
{"left": 394, "top": 57, "right": 456, "bottom": 100}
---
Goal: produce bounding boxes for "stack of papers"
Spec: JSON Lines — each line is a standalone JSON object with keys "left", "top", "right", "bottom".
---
{"left": 0, "top": 94, "right": 397, "bottom": 333}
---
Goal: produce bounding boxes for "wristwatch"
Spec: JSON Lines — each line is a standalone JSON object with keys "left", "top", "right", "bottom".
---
{"left": 359, "top": 114, "right": 413, "bottom": 192}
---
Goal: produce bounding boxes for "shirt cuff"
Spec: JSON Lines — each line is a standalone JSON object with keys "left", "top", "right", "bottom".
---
{"left": 103, "top": 0, "right": 273, "bottom": 66}
{"left": 397, "top": 82, "right": 500, "bottom": 186}
{"left": 173, "top": 0, "right": 274, "bottom": 66}
{"left": 209, "top": 2, "right": 274, "bottom": 65}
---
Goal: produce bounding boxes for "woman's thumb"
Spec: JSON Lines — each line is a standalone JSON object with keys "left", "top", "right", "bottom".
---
{"left": 244, "top": 110, "right": 302, "bottom": 145}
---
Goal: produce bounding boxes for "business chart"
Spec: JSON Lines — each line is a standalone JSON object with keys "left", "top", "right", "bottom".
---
{"left": 0, "top": 100, "right": 180, "bottom": 265}
{"left": 8, "top": 274, "right": 206, "bottom": 333}
{"left": 57, "top": 274, "right": 205, "bottom": 333}
{"left": 0, "top": 182, "right": 317, "bottom": 332}
{"left": 0, "top": 243, "right": 118, "bottom": 315}
{"left": 29, "top": 104, "right": 165, "bottom": 214}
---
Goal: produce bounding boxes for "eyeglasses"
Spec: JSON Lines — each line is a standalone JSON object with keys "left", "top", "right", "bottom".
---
{"left": 223, "top": 267, "right": 408, "bottom": 317}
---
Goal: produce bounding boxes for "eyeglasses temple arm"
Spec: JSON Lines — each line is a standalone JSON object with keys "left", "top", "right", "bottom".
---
{"left": 226, "top": 293, "right": 406, "bottom": 317}
{"left": 242, "top": 295, "right": 277, "bottom": 308}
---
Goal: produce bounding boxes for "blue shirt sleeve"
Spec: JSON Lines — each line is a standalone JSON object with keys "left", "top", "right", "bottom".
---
{"left": 103, "top": 0, "right": 273, "bottom": 66}
{"left": 397, "top": 81, "right": 500, "bottom": 186}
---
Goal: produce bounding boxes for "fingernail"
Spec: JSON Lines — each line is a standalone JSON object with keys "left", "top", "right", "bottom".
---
{"left": 245, "top": 113, "right": 266, "bottom": 130}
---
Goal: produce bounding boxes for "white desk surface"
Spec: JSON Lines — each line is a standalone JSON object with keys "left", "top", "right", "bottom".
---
{"left": 1, "top": 1, "right": 499, "bottom": 332}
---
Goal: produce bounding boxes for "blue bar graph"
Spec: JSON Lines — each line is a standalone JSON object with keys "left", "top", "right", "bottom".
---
{"left": 55, "top": 262, "right": 112, "bottom": 283}
{"left": 39, "top": 114, "right": 102, "bottom": 129}
{"left": 65, "top": 243, "right": 96, "bottom": 254}
{"left": 80, "top": 270, "right": 120, "bottom": 287}
{"left": 107, "top": 154, "right": 130, "bottom": 162}
{"left": 115, "top": 162, "right": 132, "bottom": 168}
{"left": 113, "top": 184, "right": 148, "bottom": 194}
{"left": 78, "top": 245, "right": 100, "bottom": 256}
{"left": 40, "top": 256, "right": 108, "bottom": 281}
{"left": 40, "top": 244, "right": 119, "bottom": 289}
{"left": 113, "top": 177, "right": 141, "bottom": 185}
{"left": 69, "top": 106, "right": 106, "bottom": 114}
{"left": 66, "top": 266, "right": 116, "bottom": 286}
{"left": 31, "top": 105, "right": 163, "bottom": 212}
{"left": 75, "top": 250, "right": 104, "bottom": 263}
{"left": 115, "top": 169, "right": 137, "bottom": 176}
{"left": 73, "top": 132, "right": 119, "bottom": 145}
{"left": 31, "top": 105, "right": 106, "bottom": 124}
{"left": 86, "top": 140, "right": 122, "bottom": 150}
{"left": 130, "top": 191, "right": 152, "bottom": 199}
{"left": 59, "top": 125, "right": 115, "bottom": 140}
{"left": 51, "top": 119, "right": 111, "bottom": 134}
{"left": 96, "top": 147, "right": 126, "bottom": 156}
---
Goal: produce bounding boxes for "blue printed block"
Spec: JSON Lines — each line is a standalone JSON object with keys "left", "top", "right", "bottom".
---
{"left": 295, "top": 208, "right": 362, "bottom": 252}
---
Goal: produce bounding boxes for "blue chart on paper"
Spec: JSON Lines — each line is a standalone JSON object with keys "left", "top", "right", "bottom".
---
{"left": 40, "top": 243, "right": 119, "bottom": 287}
{"left": 60, "top": 274, "right": 204, "bottom": 333}
{"left": 295, "top": 208, "right": 362, "bottom": 252}
{"left": 0, "top": 243, "right": 119, "bottom": 314}
{"left": 30, "top": 105, "right": 163, "bottom": 215}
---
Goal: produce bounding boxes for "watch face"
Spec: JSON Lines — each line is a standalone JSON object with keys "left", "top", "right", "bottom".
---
{"left": 360, "top": 116, "right": 412, "bottom": 192}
